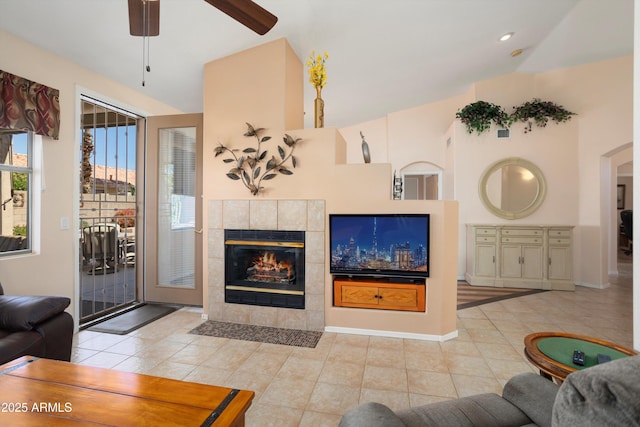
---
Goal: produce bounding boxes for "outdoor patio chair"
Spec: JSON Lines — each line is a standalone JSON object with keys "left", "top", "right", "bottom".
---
{"left": 81, "top": 224, "right": 118, "bottom": 274}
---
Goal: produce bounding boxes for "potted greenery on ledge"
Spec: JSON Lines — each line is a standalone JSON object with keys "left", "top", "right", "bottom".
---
{"left": 510, "top": 98, "right": 575, "bottom": 133}
{"left": 455, "top": 98, "right": 575, "bottom": 135}
{"left": 455, "top": 101, "right": 511, "bottom": 135}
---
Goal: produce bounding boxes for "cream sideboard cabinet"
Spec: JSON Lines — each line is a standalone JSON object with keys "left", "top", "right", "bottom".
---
{"left": 465, "top": 225, "right": 574, "bottom": 291}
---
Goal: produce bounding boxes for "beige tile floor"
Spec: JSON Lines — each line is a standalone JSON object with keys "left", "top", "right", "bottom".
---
{"left": 72, "top": 261, "right": 633, "bottom": 426}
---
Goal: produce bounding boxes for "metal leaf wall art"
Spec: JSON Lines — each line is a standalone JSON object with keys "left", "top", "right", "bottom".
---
{"left": 214, "top": 123, "right": 302, "bottom": 196}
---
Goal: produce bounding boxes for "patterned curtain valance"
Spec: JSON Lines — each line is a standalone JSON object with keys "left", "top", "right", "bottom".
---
{"left": 0, "top": 70, "right": 60, "bottom": 140}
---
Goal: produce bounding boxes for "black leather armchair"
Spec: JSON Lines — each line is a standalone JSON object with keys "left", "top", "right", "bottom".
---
{"left": 621, "top": 209, "right": 632, "bottom": 255}
{"left": 0, "top": 283, "right": 74, "bottom": 365}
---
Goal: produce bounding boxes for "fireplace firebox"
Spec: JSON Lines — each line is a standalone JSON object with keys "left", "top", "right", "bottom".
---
{"left": 224, "top": 229, "right": 305, "bottom": 309}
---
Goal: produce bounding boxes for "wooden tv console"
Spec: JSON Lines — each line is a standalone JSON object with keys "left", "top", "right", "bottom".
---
{"left": 333, "top": 276, "right": 426, "bottom": 312}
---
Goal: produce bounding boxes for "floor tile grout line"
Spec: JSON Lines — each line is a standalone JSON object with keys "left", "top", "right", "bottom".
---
{"left": 70, "top": 264, "right": 632, "bottom": 422}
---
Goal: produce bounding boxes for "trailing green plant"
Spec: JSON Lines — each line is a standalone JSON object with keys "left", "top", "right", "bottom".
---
{"left": 12, "top": 172, "right": 27, "bottom": 191}
{"left": 214, "top": 123, "right": 301, "bottom": 196}
{"left": 510, "top": 98, "right": 575, "bottom": 133}
{"left": 455, "top": 101, "right": 511, "bottom": 135}
{"left": 13, "top": 225, "right": 26, "bottom": 236}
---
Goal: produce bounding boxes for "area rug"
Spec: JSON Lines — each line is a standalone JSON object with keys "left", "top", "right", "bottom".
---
{"left": 457, "top": 281, "right": 546, "bottom": 310}
{"left": 189, "top": 321, "right": 323, "bottom": 348}
{"left": 88, "top": 304, "right": 180, "bottom": 335}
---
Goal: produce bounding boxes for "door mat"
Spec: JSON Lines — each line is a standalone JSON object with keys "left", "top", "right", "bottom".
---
{"left": 457, "top": 281, "right": 546, "bottom": 310}
{"left": 189, "top": 321, "right": 323, "bottom": 348}
{"left": 88, "top": 304, "right": 180, "bottom": 335}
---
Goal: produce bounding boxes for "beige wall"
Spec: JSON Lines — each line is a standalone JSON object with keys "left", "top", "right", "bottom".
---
{"left": 0, "top": 29, "right": 633, "bottom": 337}
{"left": 452, "top": 106, "right": 580, "bottom": 279}
{"left": 340, "top": 94, "right": 470, "bottom": 169}
{"left": 338, "top": 56, "right": 633, "bottom": 289}
{"left": 203, "top": 40, "right": 459, "bottom": 338}
{"left": 203, "top": 38, "right": 303, "bottom": 142}
{"left": 0, "top": 30, "right": 181, "bottom": 325}
{"left": 536, "top": 57, "right": 633, "bottom": 287}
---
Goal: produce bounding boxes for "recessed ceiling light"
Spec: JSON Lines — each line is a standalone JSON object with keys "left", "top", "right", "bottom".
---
{"left": 511, "top": 48, "right": 523, "bottom": 57}
{"left": 499, "top": 32, "right": 514, "bottom": 42}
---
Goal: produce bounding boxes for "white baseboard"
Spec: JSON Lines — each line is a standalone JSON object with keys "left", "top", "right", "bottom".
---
{"left": 575, "top": 281, "right": 610, "bottom": 289}
{"left": 324, "top": 326, "right": 458, "bottom": 342}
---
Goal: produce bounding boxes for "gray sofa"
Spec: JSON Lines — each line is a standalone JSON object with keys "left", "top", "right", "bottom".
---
{"left": 340, "top": 355, "right": 640, "bottom": 427}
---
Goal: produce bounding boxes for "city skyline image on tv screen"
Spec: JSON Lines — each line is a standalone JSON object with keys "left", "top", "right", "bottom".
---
{"left": 329, "top": 214, "right": 429, "bottom": 277}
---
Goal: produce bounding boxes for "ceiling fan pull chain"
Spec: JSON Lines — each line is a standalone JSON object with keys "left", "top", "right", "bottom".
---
{"left": 141, "top": 35, "right": 146, "bottom": 87}
{"left": 144, "top": 0, "right": 151, "bottom": 73}
{"left": 141, "top": 0, "right": 149, "bottom": 86}
{"left": 146, "top": 36, "right": 151, "bottom": 73}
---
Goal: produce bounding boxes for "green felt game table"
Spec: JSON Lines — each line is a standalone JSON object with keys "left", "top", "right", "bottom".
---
{"left": 524, "top": 332, "right": 637, "bottom": 382}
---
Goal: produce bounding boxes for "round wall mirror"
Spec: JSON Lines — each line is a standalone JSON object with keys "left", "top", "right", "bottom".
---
{"left": 479, "top": 157, "right": 547, "bottom": 220}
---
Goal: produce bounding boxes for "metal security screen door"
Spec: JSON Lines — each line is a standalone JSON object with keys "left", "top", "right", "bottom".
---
{"left": 79, "top": 97, "right": 141, "bottom": 323}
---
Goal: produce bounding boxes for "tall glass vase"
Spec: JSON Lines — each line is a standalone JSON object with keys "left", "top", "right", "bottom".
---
{"left": 314, "top": 87, "right": 324, "bottom": 128}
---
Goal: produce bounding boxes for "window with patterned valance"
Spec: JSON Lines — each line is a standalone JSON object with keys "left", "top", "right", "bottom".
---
{"left": 0, "top": 70, "right": 60, "bottom": 140}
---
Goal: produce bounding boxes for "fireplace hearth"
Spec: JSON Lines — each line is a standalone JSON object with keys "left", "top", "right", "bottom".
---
{"left": 225, "top": 229, "right": 305, "bottom": 309}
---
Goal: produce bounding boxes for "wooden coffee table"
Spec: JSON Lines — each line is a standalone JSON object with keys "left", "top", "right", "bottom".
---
{"left": 0, "top": 356, "right": 254, "bottom": 426}
{"left": 524, "top": 332, "right": 638, "bottom": 382}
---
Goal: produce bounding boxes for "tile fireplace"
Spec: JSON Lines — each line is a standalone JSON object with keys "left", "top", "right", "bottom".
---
{"left": 225, "top": 229, "right": 305, "bottom": 309}
{"left": 208, "top": 199, "right": 325, "bottom": 331}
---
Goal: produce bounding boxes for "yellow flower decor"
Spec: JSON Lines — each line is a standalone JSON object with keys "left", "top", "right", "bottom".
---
{"left": 306, "top": 51, "right": 329, "bottom": 89}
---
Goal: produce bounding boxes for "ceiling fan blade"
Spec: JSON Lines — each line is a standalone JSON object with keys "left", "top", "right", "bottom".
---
{"left": 203, "top": 0, "right": 278, "bottom": 35}
{"left": 128, "top": 0, "right": 160, "bottom": 36}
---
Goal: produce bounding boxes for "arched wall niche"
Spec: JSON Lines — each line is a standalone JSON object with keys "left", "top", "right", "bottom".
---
{"left": 400, "top": 161, "right": 443, "bottom": 200}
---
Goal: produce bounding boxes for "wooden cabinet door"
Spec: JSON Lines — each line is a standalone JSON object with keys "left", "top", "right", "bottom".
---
{"left": 341, "top": 285, "right": 378, "bottom": 305}
{"left": 378, "top": 287, "right": 417, "bottom": 308}
{"left": 549, "top": 246, "right": 572, "bottom": 280}
{"left": 522, "top": 245, "right": 543, "bottom": 279}
{"left": 475, "top": 244, "right": 496, "bottom": 277}
{"left": 501, "top": 245, "right": 522, "bottom": 278}
{"left": 333, "top": 279, "right": 425, "bottom": 311}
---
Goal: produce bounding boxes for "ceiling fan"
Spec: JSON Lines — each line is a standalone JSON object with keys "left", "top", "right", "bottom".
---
{"left": 128, "top": 0, "right": 278, "bottom": 37}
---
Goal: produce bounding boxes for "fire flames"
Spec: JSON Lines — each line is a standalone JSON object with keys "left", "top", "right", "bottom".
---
{"left": 251, "top": 251, "right": 293, "bottom": 280}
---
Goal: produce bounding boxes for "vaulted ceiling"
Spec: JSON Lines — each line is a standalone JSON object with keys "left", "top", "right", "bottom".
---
{"left": 0, "top": 0, "right": 633, "bottom": 128}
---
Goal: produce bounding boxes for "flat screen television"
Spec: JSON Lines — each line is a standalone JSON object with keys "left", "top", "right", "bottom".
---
{"left": 329, "top": 214, "right": 430, "bottom": 278}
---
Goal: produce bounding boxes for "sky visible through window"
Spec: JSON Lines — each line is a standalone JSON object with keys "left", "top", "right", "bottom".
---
{"left": 11, "top": 126, "right": 136, "bottom": 168}
{"left": 11, "top": 132, "right": 27, "bottom": 154}
{"left": 89, "top": 125, "right": 136, "bottom": 168}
